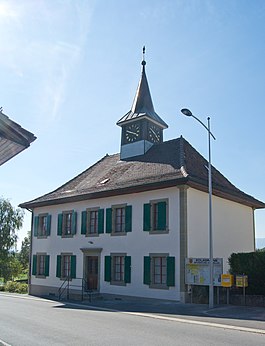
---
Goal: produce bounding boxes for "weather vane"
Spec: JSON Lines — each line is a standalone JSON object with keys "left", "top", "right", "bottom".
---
{"left": 142, "top": 46, "right": 146, "bottom": 66}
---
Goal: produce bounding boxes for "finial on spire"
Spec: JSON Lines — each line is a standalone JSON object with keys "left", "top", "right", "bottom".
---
{"left": 142, "top": 46, "right": 146, "bottom": 66}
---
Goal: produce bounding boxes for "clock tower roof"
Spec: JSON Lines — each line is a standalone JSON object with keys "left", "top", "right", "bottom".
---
{"left": 117, "top": 49, "right": 168, "bottom": 129}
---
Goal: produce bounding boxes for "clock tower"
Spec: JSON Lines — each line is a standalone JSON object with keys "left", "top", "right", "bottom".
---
{"left": 117, "top": 48, "right": 168, "bottom": 160}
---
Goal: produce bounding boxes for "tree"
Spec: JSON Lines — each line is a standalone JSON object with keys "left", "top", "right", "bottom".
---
{"left": 0, "top": 198, "right": 24, "bottom": 281}
{"left": 18, "top": 233, "right": 31, "bottom": 272}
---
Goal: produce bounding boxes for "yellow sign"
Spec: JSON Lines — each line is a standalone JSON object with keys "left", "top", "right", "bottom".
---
{"left": 221, "top": 274, "right": 234, "bottom": 287}
{"left": 236, "top": 275, "right": 248, "bottom": 287}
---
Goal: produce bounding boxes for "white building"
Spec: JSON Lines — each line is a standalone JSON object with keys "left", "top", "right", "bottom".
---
{"left": 20, "top": 54, "right": 264, "bottom": 302}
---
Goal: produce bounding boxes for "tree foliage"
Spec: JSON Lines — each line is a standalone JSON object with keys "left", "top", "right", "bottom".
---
{"left": 0, "top": 198, "right": 24, "bottom": 281}
{"left": 18, "top": 233, "right": 30, "bottom": 272}
{"left": 228, "top": 251, "right": 265, "bottom": 295}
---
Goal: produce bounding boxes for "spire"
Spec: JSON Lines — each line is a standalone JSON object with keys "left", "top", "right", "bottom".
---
{"left": 117, "top": 47, "right": 168, "bottom": 129}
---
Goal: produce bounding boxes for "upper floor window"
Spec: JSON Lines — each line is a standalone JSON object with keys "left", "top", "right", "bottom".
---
{"left": 106, "top": 205, "right": 132, "bottom": 235}
{"left": 57, "top": 211, "right": 77, "bottom": 237}
{"left": 34, "top": 214, "right": 51, "bottom": 237}
{"left": 143, "top": 199, "right": 168, "bottom": 233}
{"left": 32, "top": 253, "right": 50, "bottom": 277}
{"left": 81, "top": 208, "right": 104, "bottom": 236}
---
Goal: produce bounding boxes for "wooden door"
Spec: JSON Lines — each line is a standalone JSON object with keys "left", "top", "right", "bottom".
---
{"left": 86, "top": 256, "right": 98, "bottom": 290}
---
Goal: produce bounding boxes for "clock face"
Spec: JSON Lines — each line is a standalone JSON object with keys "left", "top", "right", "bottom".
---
{"left": 148, "top": 125, "right": 161, "bottom": 143}
{"left": 125, "top": 123, "right": 140, "bottom": 142}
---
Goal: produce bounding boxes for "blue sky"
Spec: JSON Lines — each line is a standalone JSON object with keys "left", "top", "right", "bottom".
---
{"left": 1, "top": 0, "right": 265, "bottom": 247}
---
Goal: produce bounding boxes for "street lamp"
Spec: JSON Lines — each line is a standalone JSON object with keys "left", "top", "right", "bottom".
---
{"left": 181, "top": 108, "right": 216, "bottom": 309}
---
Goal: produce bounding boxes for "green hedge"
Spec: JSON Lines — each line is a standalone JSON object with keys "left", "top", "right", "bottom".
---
{"left": 228, "top": 251, "right": 265, "bottom": 295}
{"left": 2, "top": 281, "right": 28, "bottom": 294}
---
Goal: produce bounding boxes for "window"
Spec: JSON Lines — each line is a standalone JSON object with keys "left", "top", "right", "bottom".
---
{"left": 106, "top": 205, "right": 132, "bottom": 235}
{"left": 104, "top": 254, "right": 131, "bottom": 285}
{"left": 143, "top": 199, "right": 168, "bottom": 232}
{"left": 81, "top": 208, "right": 104, "bottom": 235}
{"left": 32, "top": 254, "right": 50, "bottom": 277}
{"left": 143, "top": 254, "right": 175, "bottom": 288}
{"left": 113, "top": 255, "right": 124, "bottom": 281}
{"left": 33, "top": 214, "right": 51, "bottom": 237}
{"left": 56, "top": 254, "right": 76, "bottom": 279}
{"left": 57, "top": 211, "right": 77, "bottom": 237}
{"left": 115, "top": 208, "right": 125, "bottom": 233}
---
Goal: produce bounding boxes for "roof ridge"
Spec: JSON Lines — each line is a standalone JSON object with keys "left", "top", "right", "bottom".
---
{"left": 179, "top": 135, "right": 188, "bottom": 177}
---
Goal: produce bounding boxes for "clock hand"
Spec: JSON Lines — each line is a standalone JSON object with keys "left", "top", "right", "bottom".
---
{"left": 127, "top": 130, "right": 138, "bottom": 136}
{"left": 150, "top": 128, "right": 159, "bottom": 141}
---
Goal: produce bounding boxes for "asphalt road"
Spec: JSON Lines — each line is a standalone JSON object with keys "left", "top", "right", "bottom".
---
{"left": 0, "top": 294, "right": 264, "bottom": 346}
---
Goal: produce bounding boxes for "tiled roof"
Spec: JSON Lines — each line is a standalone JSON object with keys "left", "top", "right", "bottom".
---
{"left": 0, "top": 111, "right": 36, "bottom": 166}
{"left": 20, "top": 137, "right": 265, "bottom": 209}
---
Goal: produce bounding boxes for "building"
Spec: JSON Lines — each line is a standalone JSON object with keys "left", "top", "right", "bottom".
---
{"left": 0, "top": 109, "right": 36, "bottom": 166}
{"left": 20, "top": 54, "right": 264, "bottom": 302}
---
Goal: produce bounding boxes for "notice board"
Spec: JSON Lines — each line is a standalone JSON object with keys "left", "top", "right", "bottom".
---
{"left": 185, "top": 258, "right": 223, "bottom": 286}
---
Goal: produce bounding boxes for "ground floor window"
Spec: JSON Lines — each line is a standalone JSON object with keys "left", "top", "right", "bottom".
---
{"left": 32, "top": 253, "right": 50, "bottom": 277}
{"left": 56, "top": 254, "right": 76, "bottom": 279}
{"left": 104, "top": 254, "right": 131, "bottom": 285}
{"left": 144, "top": 254, "right": 175, "bottom": 288}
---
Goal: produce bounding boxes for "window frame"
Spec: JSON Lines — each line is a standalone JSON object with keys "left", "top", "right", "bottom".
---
{"left": 63, "top": 211, "right": 73, "bottom": 236}
{"left": 56, "top": 253, "right": 76, "bottom": 280}
{"left": 104, "top": 253, "right": 131, "bottom": 286}
{"left": 106, "top": 204, "right": 132, "bottom": 236}
{"left": 81, "top": 207, "right": 104, "bottom": 236}
{"left": 144, "top": 198, "right": 169, "bottom": 234}
{"left": 32, "top": 253, "right": 50, "bottom": 278}
{"left": 34, "top": 213, "right": 51, "bottom": 238}
{"left": 57, "top": 210, "right": 77, "bottom": 237}
{"left": 144, "top": 253, "right": 175, "bottom": 289}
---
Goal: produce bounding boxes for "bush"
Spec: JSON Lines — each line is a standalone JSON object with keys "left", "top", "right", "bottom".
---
{"left": 228, "top": 251, "right": 265, "bottom": 295}
{"left": 4, "top": 281, "right": 28, "bottom": 294}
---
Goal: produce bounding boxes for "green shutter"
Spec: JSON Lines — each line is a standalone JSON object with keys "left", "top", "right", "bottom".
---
{"left": 104, "top": 256, "right": 111, "bottom": 282}
{"left": 34, "top": 216, "right": 39, "bottom": 237}
{"left": 56, "top": 255, "right": 62, "bottom": 278}
{"left": 124, "top": 256, "right": 131, "bottom": 283}
{"left": 143, "top": 204, "right": 151, "bottom": 231}
{"left": 81, "top": 211, "right": 87, "bottom": 235}
{"left": 167, "top": 256, "right": 175, "bottom": 287}
{"left": 71, "top": 212, "right": 77, "bottom": 235}
{"left": 71, "top": 255, "right": 76, "bottom": 279}
{"left": 98, "top": 209, "right": 104, "bottom": 234}
{"left": 44, "top": 255, "right": 50, "bottom": 277}
{"left": 32, "top": 255, "right": 37, "bottom": 275}
{"left": 125, "top": 206, "right": 132, "bottom": 232}
{"left": 57, "top": 214, "right": 63, "bottom": 236}
{"left": 47, "top": 215, "right": 51, "bottom": 236}
{"left": 157, "top": 201, "right": 167, "bottom": 231}
{"left": 106, "top": 208, "right": 112, "bottom": 233}
{"left": 143, "top": 256, "right": 151, "bottom": 285}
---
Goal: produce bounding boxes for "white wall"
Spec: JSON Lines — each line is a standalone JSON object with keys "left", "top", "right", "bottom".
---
{"left": 31, "top": 187, "right": 181, "bottom": 300}
{"left": 187, "top": 188, "right": 255, "bottom": 272}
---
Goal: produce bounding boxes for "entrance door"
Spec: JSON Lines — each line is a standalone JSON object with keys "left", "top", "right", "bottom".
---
{"left": 86, "top": 256, "right": 98, "bottom": 290}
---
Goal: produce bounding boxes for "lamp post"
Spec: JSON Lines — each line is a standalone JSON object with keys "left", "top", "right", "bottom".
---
{"left": 181, "top": 108, "right": 216, "bottom": 309}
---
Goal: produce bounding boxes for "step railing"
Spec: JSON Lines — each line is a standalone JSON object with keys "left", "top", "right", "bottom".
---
{"left": 58, "top": 277, "right": 96, "bottom": 301}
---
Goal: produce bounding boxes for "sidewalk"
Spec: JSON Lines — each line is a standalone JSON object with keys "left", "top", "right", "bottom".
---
{"left": 78, "top": 295, "right": 265, "bottom": 332}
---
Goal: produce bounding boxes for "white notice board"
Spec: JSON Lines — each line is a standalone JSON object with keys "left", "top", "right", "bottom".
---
{"left": 185, "top": 258, "right": 223, "bottom": 286}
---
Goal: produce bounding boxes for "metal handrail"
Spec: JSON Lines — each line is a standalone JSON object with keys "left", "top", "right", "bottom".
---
{"left": 58, "top": 277, "right": 89, "bottom": 301}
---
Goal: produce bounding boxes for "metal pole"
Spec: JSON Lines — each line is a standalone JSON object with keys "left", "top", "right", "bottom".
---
{"left": 208, "top": 117, "right": 214, "bottom": 309}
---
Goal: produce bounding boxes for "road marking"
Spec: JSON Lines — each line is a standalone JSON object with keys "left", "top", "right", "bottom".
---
{"left": 61, "top": 302, "right": 265, "bottom": 335}
{"left": 0, "top": 339, "right": 12, "bottom": 346}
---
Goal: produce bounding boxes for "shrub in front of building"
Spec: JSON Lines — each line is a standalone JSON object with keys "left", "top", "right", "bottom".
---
{"left": 228, "top": 251, "right": 265, "bottom": 295}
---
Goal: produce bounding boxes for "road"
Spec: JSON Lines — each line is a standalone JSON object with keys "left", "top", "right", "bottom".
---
{"left": 0, "top": 294, "right": 264, "bottom": 346}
